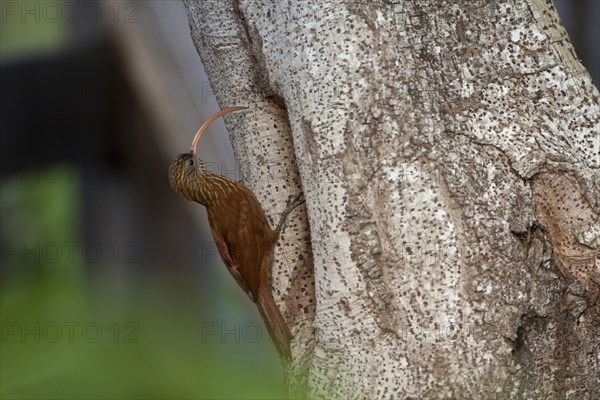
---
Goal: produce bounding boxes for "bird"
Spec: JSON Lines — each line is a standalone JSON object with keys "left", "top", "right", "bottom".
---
{"left": 168, "top": 107, "right": 298, "bottom": 359}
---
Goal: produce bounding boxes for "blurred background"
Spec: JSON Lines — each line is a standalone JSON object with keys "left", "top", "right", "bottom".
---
{"left": 0, "top": 1, "right": 598, "bottom": 399}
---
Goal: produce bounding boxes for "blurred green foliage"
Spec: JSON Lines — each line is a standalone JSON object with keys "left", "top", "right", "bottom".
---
{"left": 1, "top": 166, "right": 287, "bottom": 399}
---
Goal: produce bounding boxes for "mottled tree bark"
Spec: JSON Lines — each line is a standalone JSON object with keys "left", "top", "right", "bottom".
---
{"left": 183, "top": 0, "right": 599, "bottom": 398}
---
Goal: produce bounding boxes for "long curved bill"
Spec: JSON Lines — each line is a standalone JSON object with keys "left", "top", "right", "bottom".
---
{"left": 190, "top": 106, "right": 248, "bottom": 155}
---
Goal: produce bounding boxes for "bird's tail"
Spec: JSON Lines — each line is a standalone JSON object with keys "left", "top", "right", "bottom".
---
{"left": 257, "top": 284, "right": 293, "bottom": 359}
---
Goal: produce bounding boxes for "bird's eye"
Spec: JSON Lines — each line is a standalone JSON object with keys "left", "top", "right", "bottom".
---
{"left": 188, "top": 159, "right": 194, "bottom": 167}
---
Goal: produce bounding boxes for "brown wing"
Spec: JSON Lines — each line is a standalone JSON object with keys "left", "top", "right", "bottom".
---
{"left": 207, "top": 216, "right": 253, "bottom": 299}
{"left": 207, "top": 191, "right": 274, "bottom": 302}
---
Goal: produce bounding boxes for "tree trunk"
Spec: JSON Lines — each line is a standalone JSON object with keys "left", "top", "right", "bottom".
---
{"left": 183, "top": 1, "right": 599, "bottom": 398}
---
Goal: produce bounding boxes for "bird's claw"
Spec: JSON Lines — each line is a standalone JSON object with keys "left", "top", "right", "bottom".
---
{"left": 276, "top": 192, "right": 305, "bottom": 233}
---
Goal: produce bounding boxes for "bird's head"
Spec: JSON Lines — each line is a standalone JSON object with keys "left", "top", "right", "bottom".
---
{"left": 168, "top": 106, "right": 247, "bottom": 201}
{"left": 168, "top": 152, "right": 203, "bottom": 201}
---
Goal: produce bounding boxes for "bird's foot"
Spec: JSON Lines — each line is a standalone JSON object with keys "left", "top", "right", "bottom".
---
{"left": 276, "top": 192, "right": 305, "bottom": 233}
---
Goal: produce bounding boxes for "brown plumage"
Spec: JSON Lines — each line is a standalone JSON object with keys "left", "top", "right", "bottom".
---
{"left": 168, "top": 107, "right": 293, "bottom": 358}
